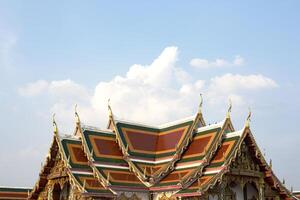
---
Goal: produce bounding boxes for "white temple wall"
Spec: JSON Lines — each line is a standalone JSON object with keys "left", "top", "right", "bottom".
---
{"left": 230, "top": 184, "right": 244, "bottom": 200}
{"left": 115, "top": 191, "right": 149, "bottom": 200}
{"left": 208, "top": 194, "right": 218, "bottom": 200}
{"left": 246, "top": 183, "right": 258, "bottom": 200}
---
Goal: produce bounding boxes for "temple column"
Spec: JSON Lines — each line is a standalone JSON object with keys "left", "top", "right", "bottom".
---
{"left": 219, "top": 183, "right": 226, "bottom": 200}
{"left": 47, "top": 183, "right": 54, "bottom": 200}
{"left": 258, "top": 178, "right": 265, "bottom": 200}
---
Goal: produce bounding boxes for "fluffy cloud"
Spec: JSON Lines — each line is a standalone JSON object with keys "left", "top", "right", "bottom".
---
{"left": 18, "top": 47, "right": 278, "bottom": 131}
{"left": 190, "top": 55, "right": 244, "bottom": 69}
{"left": 18, "top": 80, "right": 49, "bottom": 97}
{"left": 209, "top": 73, "right": 278, "bottom": 93}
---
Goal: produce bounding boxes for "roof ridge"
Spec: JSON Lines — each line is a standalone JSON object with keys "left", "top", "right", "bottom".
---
{"left": 114, "top": 114, "right": 197, "bottom": 130}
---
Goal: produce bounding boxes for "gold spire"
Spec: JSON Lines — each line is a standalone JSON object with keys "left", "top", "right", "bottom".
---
{"left": 52, "top": 113, "right": 58, "bottom": 134}
{"left": 226, "top": 98, "right": 232, "bottom": 118}
{"left": 198, "top": 93, "right": 203, "bottom": 114}
{"left": 269, "top": 159, "right": 272, "bottom": 169}
{"left": 108, "top": 98, "right": 113, "bottom": 117}
{"left": 75, "top": 104, "right": 80, "bottom": 124}
{"left": 245, "top": 107, "right": 251, "bottom": 128}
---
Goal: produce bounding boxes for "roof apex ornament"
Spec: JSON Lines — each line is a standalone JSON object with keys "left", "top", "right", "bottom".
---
{"left": 52, "top": 114, "right": 58, "bottom": 134}
{"left": 75, "top": 104, "right": 80, "bottom": 124}
{"left": 108, "top": 98, "right": 113, "bottom": 117}
{"left": 282, "top": 178, "right": 285, "bottom": 185}
{"left": 198, "top": 93, "right": 203, "bottom": 114}
{"left": 269, "top": 159, "right": 272, "bottom": 169}
{"left": 245, "top": 107, "right": 251, "bottom": 128}
{"left": 226, "top": 98, "right": 232, "bottom": 118}
{"left": 143, "top": 167, "right": 147, "bottom": 178}
{"left": 83, "top": 179, "right": 86, "bottom": 189}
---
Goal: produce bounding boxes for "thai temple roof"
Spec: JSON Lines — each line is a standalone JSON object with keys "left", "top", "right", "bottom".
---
{"left": 3, "top": 100, "right": 296, "bottom": 199}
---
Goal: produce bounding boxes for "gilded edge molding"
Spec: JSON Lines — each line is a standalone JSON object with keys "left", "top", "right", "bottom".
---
{"left": 77, "top": 121, "right": 117, "bottom": 195}
{"left": 180, "top": 117, "right": 234, "bottom": 188}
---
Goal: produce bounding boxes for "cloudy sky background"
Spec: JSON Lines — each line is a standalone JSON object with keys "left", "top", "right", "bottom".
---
{"left": 0, "top": 1, "right": 300, "bottom": 189}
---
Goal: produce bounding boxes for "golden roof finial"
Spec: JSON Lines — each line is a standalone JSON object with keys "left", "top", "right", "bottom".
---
{"left": 198, "top": 178, "right": 201, "bottom": 186}
{"left": 52, "top": 113, "right": 58, "bottom": 134}
{"left": 108, "top": 98, "right": 113, "bottom": 117}
{"left": 75, "top": 104, "right": 80, "bottom": 124}
{"left": 83, "top": 179, "right": 86, "bottom": 189}
{"left": 90, "top": 149, "right": 94, "bottom": 157}
{"left": 143, "top": 167, "right": 147, "bottom": 177}
{"left": 245, "top": 107, "right": 251, "bottom": 128}
{"left": 269, "top": 159, "right": 272, "bottom": 169}
{"left": 198, "top": 93, "right": 203, "bottom": 114}
{"left": 226, "top": 98, "right": 232, "bottom": 118}
{"left": 106, "top": 172, "right": 110, "bottom": 183}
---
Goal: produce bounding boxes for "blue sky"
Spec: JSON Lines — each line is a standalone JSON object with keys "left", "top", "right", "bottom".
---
{"left": 0, "top": 1, "right": 299, "bottom": 189}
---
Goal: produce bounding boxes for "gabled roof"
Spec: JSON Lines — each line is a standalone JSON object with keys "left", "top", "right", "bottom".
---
{"left": 152, "top": 118, "right": 233, "bottom": 190}
{"left": 60, "top": 136, "right": 115, "bottom": 196}
{"left": 174, "top": 126, "right": 292, "bottom": 199}
{"left": 175, "top": 128, "right": 245, "bottom": 197}
{"left": 79, "top": 126, "right": 146, "bottom": 191}
{"left": 28, "top": 122, "right": 115, "bottom": 199}
{"left": 26, "top": 103, "right": 293, "bottom": 199}
{"left": 108, "top": 111, "right": 205, "bottom": 186}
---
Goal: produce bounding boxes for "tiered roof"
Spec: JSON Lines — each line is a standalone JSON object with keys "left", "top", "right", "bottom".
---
{"left": 28, "top": 102, "right": 293, "bottom": 199}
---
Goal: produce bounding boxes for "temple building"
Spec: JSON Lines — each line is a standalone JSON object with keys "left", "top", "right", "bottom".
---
{"left": 0, "top": 100, "right": 298, "bottom": 200}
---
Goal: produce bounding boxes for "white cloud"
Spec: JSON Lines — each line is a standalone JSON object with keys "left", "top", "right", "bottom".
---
{"left": 18, "top": 47, "right": 277, "bottom": 132}
{"left": 190, "top": 55, "right": 244, "bottom": 69}
{"left": 18, "top": 80, "right": 49, "bottom": 97}
{"left": 209, "top": 73, "right": 278, "bottom": 93}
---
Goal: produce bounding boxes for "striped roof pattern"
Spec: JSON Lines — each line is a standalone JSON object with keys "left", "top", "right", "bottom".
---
{"left": 0, "top": 187, "right": 31, "bottom": 200}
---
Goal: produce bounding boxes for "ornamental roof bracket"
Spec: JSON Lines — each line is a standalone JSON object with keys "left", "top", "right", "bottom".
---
{"left": 226, "top": 98, "right": 232, "bottom": 119}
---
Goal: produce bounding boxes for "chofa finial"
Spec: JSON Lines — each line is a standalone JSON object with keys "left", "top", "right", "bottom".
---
{"left": 226, "top": 98, "right": 232, "bottom": 118}
{"left": 269, "top": 159, "right": 272, "bottom": 169}
{"left": 245, "top": 107, "right": 251, "bottom": 127}
{"left": 52, "top": 113, "right": 58, "bottom": 134}
{"left": 75, "top": 104, "right": 80, "bottom": 124}
{"left": 198, "top": 94, "right": 203, "bottom": 114}
{"left": 108, "top": 98, "right": 113, "bottom": 117}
